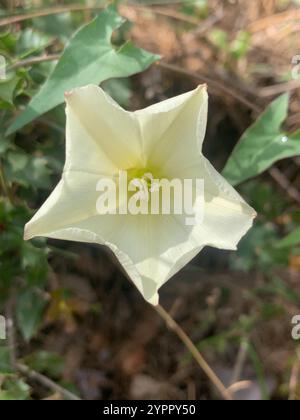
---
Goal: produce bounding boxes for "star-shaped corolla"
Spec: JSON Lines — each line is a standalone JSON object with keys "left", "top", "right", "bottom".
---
{"left": 24, "top": 84, "right": 256, "bottom": 305}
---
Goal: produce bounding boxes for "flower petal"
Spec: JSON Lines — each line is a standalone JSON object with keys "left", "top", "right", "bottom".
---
{"left": 65, "top": 84, "right": 141, "bottom": 173}
{"left": 135, "top": 85, "right": 208, "bottom": 172}
{"left": 24, "top": 161, "right": 255, "bottom": 305}
{"left": 24, "top": 170, "right": 159, "bottom": 303}
{"left": 24, "top": 171, "right": 102, "bottom": 240}
{"left": 166, "top": 154, "right": 256, "bottom": 251}
{"left": 25, "top": 85, "right": 255, "bottom": 306}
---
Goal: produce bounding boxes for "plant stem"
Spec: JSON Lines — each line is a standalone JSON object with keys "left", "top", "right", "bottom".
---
{"left": 157, "top": 61, "right": 261, "bottom": 113}
{"left": 0, "top": 2, "right": 197, "bottom": 28}
{"left": 155, "top": 304, "right": 234, "bottom": 401}
{"left": 17, "top": 363, "right": 81, "bottom": 401}
{"left": 9, "top": 54, "right": 60, "bottom": 71}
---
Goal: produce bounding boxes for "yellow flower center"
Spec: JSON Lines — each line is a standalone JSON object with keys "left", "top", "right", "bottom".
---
{"left": 126, "top": 167, "right": 162, "bottom": 191}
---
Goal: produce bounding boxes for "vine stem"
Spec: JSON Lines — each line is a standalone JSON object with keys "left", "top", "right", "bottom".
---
{"left": 17, "top": 363, "right": 81, "bottom": 401}
{"left": 7, "top": 52, "right": 260, "bottom": 113}
{"left": 157, "top": 61, "right": 261, "bottom": 113}
{"left": 155, "top": 304, "right": 234, "bottom": 401}
{"left": 0, "top": 2, "right": 199, "bottom": 28}
{"left": 9, "top": 54, "right": 60, "bottom": 71}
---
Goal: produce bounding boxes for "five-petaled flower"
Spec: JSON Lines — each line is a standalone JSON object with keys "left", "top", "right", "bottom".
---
{"left": 24, "top": 84, "right": 256, "bottom": 305}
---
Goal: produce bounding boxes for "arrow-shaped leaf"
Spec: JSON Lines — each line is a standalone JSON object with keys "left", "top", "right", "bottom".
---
{"left": 6, "top": 5, "right": 160, "bottom": 135}
{"left": 222, "top": 94, "right": 300, "bottom": 185}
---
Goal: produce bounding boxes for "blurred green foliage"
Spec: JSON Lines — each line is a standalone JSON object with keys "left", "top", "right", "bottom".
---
{"left": 209, "top": 29, "right": 251, "bottom": 60}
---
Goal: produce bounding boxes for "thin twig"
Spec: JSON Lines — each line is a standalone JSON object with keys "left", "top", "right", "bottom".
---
{"left": 248, "top": 9, "right": 300, "bottom": 33}
{"left": 227, "top": 380, "right": 252, "bottom": 394}
{"left": 155, "top": 304, "right": 233, "bottom": 401}
{"left": 0, "top": 1, "right": 199, "bottom": 28}
{"left": 230, "top": 339, "right": 248, "bottom": 385}
{"left": 190, "top": 6, "right": 224, "bottom": 37}
{"left": 269, "top": 167, "right": 300, "bottom": 205}
{"left": 129, "top": 0, "right": 191, "bottom": 5}
{"left": 289, "top": 359, "right": 299, "bottom": 401}
{"left": 17, "top": 363, "right": 81, "bottom": 401}
{"left": 127, "top": 4, "right": 200, "bottom": 25}
{"left": 288, "top": 113, "right": 300, "bottom": 128}
{"left": 119, "top": 266, "right": 232, "bottom": 399}
{"left": 0, "top": 4, "right": 104, "bottom": 27}
{"left": 157, "top": 61, "right": 261, "bottom": 113}
{"left": 258, "top": 80, "right": 300, "bottom": 97}
{"left": 8, "top": 53, "right": 260, "bottom": 115}
{"left": 8, "top": 54, "right": 60, "bottom": 71}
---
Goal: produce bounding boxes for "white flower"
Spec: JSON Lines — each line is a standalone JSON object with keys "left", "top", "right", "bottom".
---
{"left": 24, "top": 84, "right": 256, "bottom": 305}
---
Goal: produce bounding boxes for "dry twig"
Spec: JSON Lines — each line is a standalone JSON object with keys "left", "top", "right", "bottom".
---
{"left": 17, "top": 363, "right": 81, "bottom": 401}
{"left": 289, "top": 359, "right": 299, "bottom": 401}
{"left": 155, "top": 304, "right": 234, "bottom": 401}
{"left": 269, "top": 167, "right": 300, "bottom": 205}
{"left": 157, "top": 61, "right": 261, "bottom": 113}
{"left": 258, "top": 80, "right": 300, "bottom": 97}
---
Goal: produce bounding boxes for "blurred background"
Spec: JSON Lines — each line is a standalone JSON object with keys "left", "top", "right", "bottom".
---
{"left": 0, "top": 0, "right": 300, "bottom": 400}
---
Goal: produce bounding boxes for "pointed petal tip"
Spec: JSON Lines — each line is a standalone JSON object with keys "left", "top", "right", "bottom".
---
{"left": 23, "top": 229, "right": 30, "bottom": 241}
{"left": 64, "top": 87, "right": 89, "bottom": 100}
{"left": 23, "top": 223, "right": 34, "bottom": 241}
{"left": 64, "top": 84, "right": 105, "bottom": 104}
{"left": 248, "top": 205, "right": 257, "bottom": 221}
{"left": 234, "top": 205, "right": 257, "bottom": 248}
{"left": 147, "top": 291, "right": 159, "bottom": 306}
{"left": 195, "top": 83, "right": 207, "bottom": 93}
{"left": 64, "top": 90, "right": 73, "bottom": 99}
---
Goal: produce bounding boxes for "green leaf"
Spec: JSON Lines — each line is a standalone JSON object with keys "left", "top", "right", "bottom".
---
{"left": 0, "top": 31, "right": 18, "bottom": 53}
{"left": 6, "top": 6, "right": 160, "bottom": 135}
{"left": 7, "top": 150, "right": 29, "bottom": 172}
{"left": 0, "top": 76, "right": 19, "bottom": 106}
{"left": 230, "top": 222, "right": 289, "bottom": 272}
{"left": 0, "top": 134, "right": 10, "bottom": 155}
{"left": 209, "top": 29, "right": 229, "bottom": 50}
{"left": 5, "top": 152, "right": 52, "bottom": 189}
{"left": 16, "top": 289, "right": 47, "bottom": 341}
{"left": 32, "top": 12, "right": 74, "bottom": 41}
{"left": 254, "top": 276, "right": 300, "bottom": 304}
{"left": 0, "top": 347, "right": 13, "bottom": 374}
{"left": 230, "top": 31, "right": 251, "bottom": 59}
{"left": 23, "top": 351, "right": 64, "bottom": 378}
{"left": 0, "top": 379, "right": 31, "bottom": 400}
{"left": 21, "top": 242, "right": 48, "bottom": 286}
{"left": 16, "top": 28, "right": 51, "bottom": 58}
{"left": 222, "top": 94, "right": 300, "bottom": 185}
{"left": 277, "top": 227, "right": 300, "bottom": 248}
